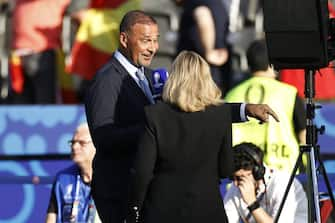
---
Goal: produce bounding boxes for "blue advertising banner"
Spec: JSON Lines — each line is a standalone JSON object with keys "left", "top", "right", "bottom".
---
{"left": 0, "top": 105, "right": 85, "bottom": 223}
{"left": 0, "top": 103, "right": 335, "bottom": 222}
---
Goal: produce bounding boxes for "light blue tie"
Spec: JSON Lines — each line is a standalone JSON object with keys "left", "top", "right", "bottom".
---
{"left": 136, "top": 68, "right": 155, "bottom": 104}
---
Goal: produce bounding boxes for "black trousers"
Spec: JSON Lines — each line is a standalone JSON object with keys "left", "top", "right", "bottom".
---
{"left": 9, "top": 49, "right": 58, "bottom": 104}
{"left": 93, "top": 190, "right": 128, "bottom": 223}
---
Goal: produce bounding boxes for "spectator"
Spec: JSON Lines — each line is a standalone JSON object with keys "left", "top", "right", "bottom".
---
{"left": 175, "top": 0, "right": 232, "bottom": 93}
{"left": 45, "top": 123, "right": 100, "bottom": 223}
{"left": 85, "top": 10, "right": 278, "bottom": 223}
{"left": 8, "top": 0, "right": 72, "bottom": 104}
{"left": 224, "top": 142, "right": 308, "bottom": 223}
{"left": 225, "top": 39, "right": 306, "bottom": 172}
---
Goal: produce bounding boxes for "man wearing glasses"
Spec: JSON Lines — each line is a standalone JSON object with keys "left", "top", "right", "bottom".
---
{"left": 45, "top": 123, "right": 101, "bottom": 223}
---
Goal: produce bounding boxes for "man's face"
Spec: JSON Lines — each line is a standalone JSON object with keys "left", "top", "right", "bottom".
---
{"left": 121, "top": 23, "right": 159, "bottom": 67}
{"left": 232, "top": 169, "right": 255, "bottom": 186}
{"left": 70, "top": 129, "right": 95, "bottom": 165}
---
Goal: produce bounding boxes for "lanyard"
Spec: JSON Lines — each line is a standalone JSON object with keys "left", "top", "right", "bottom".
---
{"left": 70, "top": 174, "right": 96, "bottom": 222}
{"left": 71, "top": 175, "right": 81, "bottom": 221}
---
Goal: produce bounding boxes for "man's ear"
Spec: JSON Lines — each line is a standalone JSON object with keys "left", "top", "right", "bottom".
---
{"left": 120, "top": 32, "right": 128, "bottom": 48}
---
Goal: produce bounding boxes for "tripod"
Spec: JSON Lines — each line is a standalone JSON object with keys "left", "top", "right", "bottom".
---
{"left": 274, "top": 69, "right": 335, "bottom": 223}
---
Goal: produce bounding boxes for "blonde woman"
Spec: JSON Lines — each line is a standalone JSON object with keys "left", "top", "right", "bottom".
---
{"left": 127, "top": 51, "right": 240, "bottom": 223}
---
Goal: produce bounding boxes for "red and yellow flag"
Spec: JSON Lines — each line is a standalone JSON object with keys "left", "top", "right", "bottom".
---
{"left": 67, "top": 0, "right": 140, "bottom": 80}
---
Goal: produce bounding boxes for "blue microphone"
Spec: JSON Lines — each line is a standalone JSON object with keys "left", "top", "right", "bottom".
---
{"left": 151, "top": 68, "right": 169, "bottom": 99}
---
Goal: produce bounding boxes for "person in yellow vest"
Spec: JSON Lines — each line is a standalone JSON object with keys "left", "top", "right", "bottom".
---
{"left": 225, "top": 39, "right": 306, "bottom": 172}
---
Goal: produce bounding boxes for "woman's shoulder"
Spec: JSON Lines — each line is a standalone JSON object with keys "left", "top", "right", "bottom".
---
{"left": 145, "top": 101, "right": 169, "bottom": 112}
{"left": 144, "top": 102, "right": 176, "bottom": 120}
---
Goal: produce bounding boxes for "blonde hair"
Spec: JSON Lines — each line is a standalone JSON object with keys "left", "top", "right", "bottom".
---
{"left": 162, "top": 51, "right": 223, "bottom": 112}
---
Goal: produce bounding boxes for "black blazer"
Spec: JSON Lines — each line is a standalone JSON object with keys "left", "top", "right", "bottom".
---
{"left": 85, "top": 54, "right": 243, "bottom": 201}
{"left": 129, "top": 102, "right": 233, "bottom": 223}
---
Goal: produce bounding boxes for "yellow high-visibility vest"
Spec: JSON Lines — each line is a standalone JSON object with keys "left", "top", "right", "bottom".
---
{"left": 225, "top": 76, "right": 301, "bottom": 172}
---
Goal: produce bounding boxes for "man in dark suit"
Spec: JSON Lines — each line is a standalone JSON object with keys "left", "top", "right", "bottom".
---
{"left": 85, "top": 10, "right": 278, "bottom": 223}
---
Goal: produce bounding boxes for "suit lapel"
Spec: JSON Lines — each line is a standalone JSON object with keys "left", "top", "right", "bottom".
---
{"left": 110, "top": 56, "right": 151, "bottom": 104}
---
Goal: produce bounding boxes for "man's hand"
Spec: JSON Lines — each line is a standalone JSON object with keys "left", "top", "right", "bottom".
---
{"left": 237, "top": 175, "right": 257, "bottom": 206}
{"left": 245, "top": 104, "right": 279, "bottom": 123}
{"left": 205, "top": 48, "right": 229, "bottom": 66}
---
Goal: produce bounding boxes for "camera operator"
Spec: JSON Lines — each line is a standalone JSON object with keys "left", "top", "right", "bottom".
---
{"left": 224, "top": 142, "right": 307, "bottom": 223}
